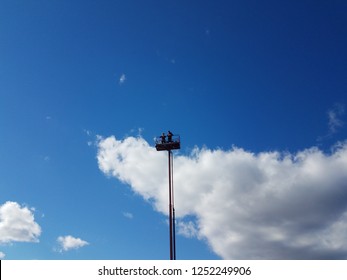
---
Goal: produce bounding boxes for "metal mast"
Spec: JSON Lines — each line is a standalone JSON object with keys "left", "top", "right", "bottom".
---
{"left": 155, "top": 132, "right": 180, "bottom": 260}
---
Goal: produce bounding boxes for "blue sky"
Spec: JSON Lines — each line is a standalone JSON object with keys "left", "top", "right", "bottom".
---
{"left": 1, "top": 0, "right": 347, "bottom": 260}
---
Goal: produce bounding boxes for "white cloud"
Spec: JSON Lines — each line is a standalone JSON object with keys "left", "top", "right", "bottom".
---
{"left": 57, "top": 235, "right": 89, "bottom": 252}
{"left": 123, "top": 212, "right": 134, "bottom": 219}
{"left": 0, "top": 251, "right": 5, "bottom": 259}
{"left": 83, "top": 129, "right": 92, "bottom": 136}
{"left": 177, "top": 220, "right": 199, "bottom": 238}
{"left": 119, "top": 73, "right": 126, "bottom": 85}
{"left": 97, "top": 136, "right": 347, "bottom": 259}
{"left": 328, "top": 103, "right": 345, "bottom": 134}
{"left": 0, "top": 201, "right": 41, "bottom": 243}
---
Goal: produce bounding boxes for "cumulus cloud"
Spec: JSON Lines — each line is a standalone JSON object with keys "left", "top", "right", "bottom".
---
{"left": 57, "top": 235, "right": 89, "bottom": 252}
{"left": 177, "top": 220, "right": 199, "bottom": 238}
{"left": 97, "top": 136, "right": 347, "bottom": 259}
{"left": 0, "top": 201, "right": 41, "bottom": 243}
{"left": 0, "top": 251, "right": 5, "bottom": 259}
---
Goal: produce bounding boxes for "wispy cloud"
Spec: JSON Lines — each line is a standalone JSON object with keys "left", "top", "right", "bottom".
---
{"left": 119, "top": 73, "right": 126, "bottom": 85}
{"left": 0, "top": 251, "right": 5, "bottom": 259}
{"left": 318, "top": 103, "right": 345, "bottom": 142}
{"left": 83, "top": 129, "right": 92, "bottom": 136}
{"left": 0, "top": 201, "right": 41, "bottom": 243}
{"left": 97, "top": 135, "right": 347, "bottom": 259}
{"left": 123, "top": 212, "right": 134, "bottom": 219}
{"left": 328, "top": 103, "right": 345, "bottom": 134}
{"left": 83, "top": 129, "right": 95, "bottom": 146}
{"left": 57, "top": 235, "right": 89, "bottom": 252}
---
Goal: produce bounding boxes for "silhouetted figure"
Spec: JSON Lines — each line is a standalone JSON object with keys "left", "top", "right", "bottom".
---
{"left": 160, "top": 133, "right": 166, "bottom": 144}
{"left": 167, "top": 131, "right": 173, "bottom": 142}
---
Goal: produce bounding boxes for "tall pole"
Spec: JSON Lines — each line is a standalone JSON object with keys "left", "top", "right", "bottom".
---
{"left": 171, "top": 150, "right": 176, "bottom": 260}
{"left": 155, "top": 133, "right": 180, "bottom": 260}
{"left": 168, "top": 150, "right": 173, "bottom": 260}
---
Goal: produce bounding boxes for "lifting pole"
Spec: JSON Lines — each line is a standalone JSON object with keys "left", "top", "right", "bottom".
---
{"left": 168, "top": 150, "right": 176, "bottom": 260}
{"left": 168, "top": 150, "right": 173, "bottom": 260}
{"left": 155, "top": 133, "right": 180, "bottom": 260}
